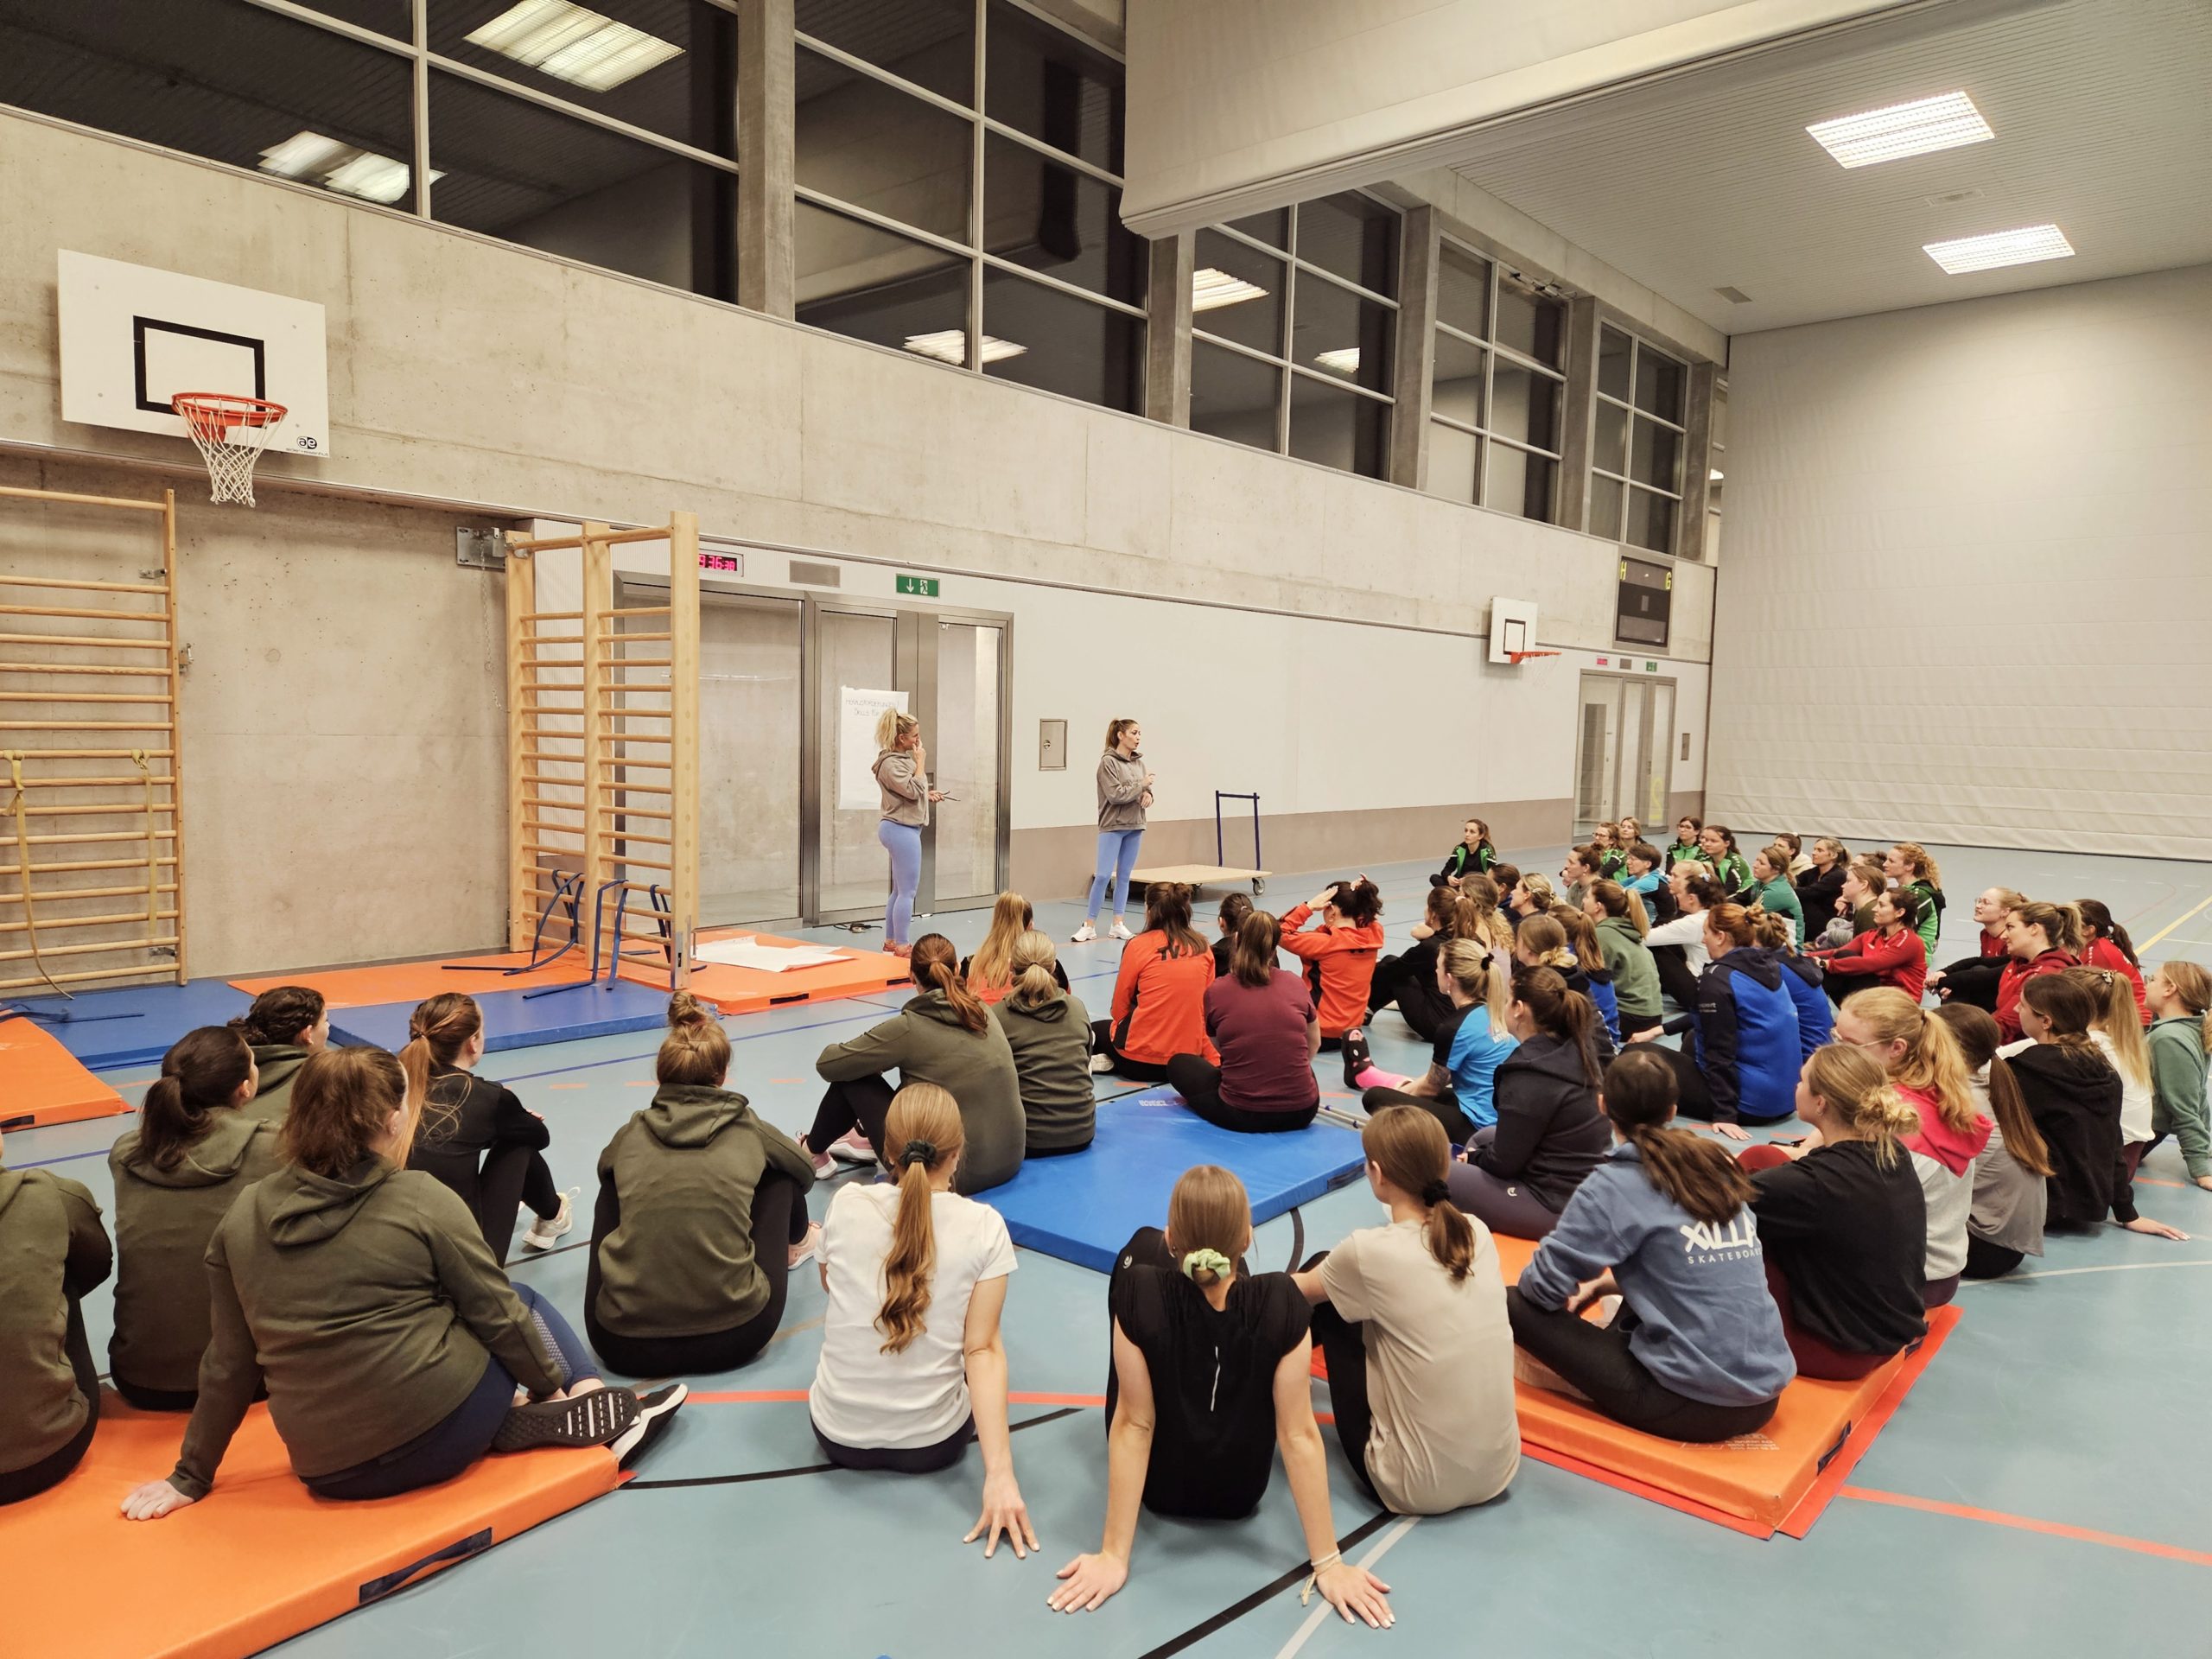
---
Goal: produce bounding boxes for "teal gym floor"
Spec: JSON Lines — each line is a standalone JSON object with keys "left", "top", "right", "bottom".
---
{"left": 16, "top": 843, "right": 2212, "bottom": 1657}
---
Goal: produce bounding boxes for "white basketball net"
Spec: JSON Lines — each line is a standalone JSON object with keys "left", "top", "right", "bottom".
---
{"left": 174, "top": 395, "right": 286, "bottom": 507}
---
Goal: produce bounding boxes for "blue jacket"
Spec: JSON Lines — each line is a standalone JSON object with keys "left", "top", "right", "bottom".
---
{"left": 1776, "top": 952, "right": 1834, "bottom": 1059}
{"left": 1520, "top": 1142, "right": 1796, "bottom": 1408}
{"left": 1691, "top": 949, "right": 1802, "bottom": 1123}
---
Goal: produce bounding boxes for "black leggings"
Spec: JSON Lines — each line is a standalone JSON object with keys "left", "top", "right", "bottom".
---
{"left": 1963, "top": 1234, "right": 2025, "bottom": 1280}
{"left": 1300, "top": 1252, "right": 1383, "bottom": 1509}
{"left": 1650, "top": 1044, "right": 1786, "bottom": 1131}
{"left": 1821, "top": 968, "right": 1885, "bottom": 1009}
{"left": 586, "top": 1173, "right": 809, "bottom": 1377}
{"left": 1391, "top": 974, "right": 1456, "bottom": 1044}
{"left": 479, "top": 1144, "right": 563, "bottom": 1264}
{"left": 807, "top": 1075, "right": 897, "bottom": 1154}
{"left": 1166, "top": 1054, "right": 1319, "bottom": 1134}
{"left": 1651, "top": 945, "right": 1702, "bottom": 1013}
{"left": 813, "top": 1415, "right": 976, "bottom": 1474}
{"left": 1935, "top": 957, "right": 2005, "bottom": 1014}
{"left": 1361, "top": 1084, "right": 1473, "bottom": 1143}
{"left": 1505, "top": 1287, "right": 1779, "bottom": 1443}
{"left": 1090, "top": 1019, "right": 1172, "bottom": 1084}
{"left": 0, "top": 1297, "right": 99, "bottom": 1505}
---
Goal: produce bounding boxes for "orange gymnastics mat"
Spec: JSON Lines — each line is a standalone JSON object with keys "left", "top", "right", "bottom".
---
{"left": 231, "top": 951, "right": 594, "bottom": 1009}
{"left": 0, "top": 1396, "right": 620, "bottom": 1659}
{"left": 0, "top": 1015, "right": 129, "bottom": 1130}
{"left": 1489, "top": 1233, "right": 1960, "bottom": 1539}
{"left": 626, "top": 929, "right": 911, "bottom": 1015}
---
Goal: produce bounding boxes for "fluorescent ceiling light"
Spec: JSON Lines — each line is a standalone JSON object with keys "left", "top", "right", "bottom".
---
{"left": 902, "top": 331, "right": 1027, "bottom": 365}
{"left": 1191, "top": 267, "right": 1268, "bottom": 311}
{"left": 1807, "top": 90, "right": 1993, "bottom": 168}
{"left": 258, "top": 130, "right": 437, "bottom": 204}
{"left": 1313, "top": 347, "right": 1360, "bottom": 375}
{"left": 1923, "top": 223, "right": 2075, "bottom": 274}
{"left": 467, "top": 0, "right": 683, "bottom": 92}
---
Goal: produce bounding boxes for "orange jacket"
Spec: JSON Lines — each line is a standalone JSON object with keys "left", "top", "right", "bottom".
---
{"left": 1109, "top": 931, "right": 1217, "bottom": 1065}
{"left": 1279, "top": 905, "right": 1386, "bottom": 1037}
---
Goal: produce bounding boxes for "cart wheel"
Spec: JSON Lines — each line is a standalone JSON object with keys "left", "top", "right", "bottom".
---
{"left": 1252, "top": 877, "right": 1266, "bottom": 896}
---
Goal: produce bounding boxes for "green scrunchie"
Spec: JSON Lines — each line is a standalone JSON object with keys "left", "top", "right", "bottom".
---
{"left": 1180, "top": 1248, "right": 1235, "bottom": 1281}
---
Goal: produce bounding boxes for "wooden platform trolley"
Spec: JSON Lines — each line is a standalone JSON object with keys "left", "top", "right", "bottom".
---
{"left": 1131, "top": 790, "right": 1270, "bottom": 897}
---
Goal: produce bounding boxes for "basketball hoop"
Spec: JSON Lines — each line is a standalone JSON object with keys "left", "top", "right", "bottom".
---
{"left": 1509, "top": 650, "right": 1562, "bottom": 664}
{"left": 172, "top": 391, "right": 288, "bottom": 507}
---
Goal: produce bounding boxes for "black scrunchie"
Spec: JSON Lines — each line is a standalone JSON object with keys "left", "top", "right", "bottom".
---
{"left": 900, "top": 1139, "right": 938, "bottom": 1167}
{"left": 1421, "top": 1179, "right": 1451, "bottom": 1205}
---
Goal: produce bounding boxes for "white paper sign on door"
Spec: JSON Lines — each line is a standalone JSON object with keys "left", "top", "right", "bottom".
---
{"left": 838, "top": 686, "right": 910, "bottom": 811}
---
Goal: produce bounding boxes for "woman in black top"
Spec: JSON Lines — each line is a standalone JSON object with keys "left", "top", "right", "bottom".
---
{"left": 1051, "top": 1166, "right": 1391, "bottom": 1629}
{"left": 1738, "top": 1045, "right": 1928, "bottom": 1379}
{"left": 401, "top": 993, "right": 571, "bottom": 1265}
{"left": 1368, "top": 886, "right": 1456, "bottom": 1028}
{"left": 1447, "top": 968, "right": 1609, "bottom": 1239}
{"left": 1793, "top": 838, "right": 1848, "bottom": 927}
{"left": 1211, "top": 891, "right": 1254, "bottom": 981}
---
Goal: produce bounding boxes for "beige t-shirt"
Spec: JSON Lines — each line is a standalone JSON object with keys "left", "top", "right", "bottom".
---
{"left": 1319, "top": 1216, "right": 1519, "bottom": 1514}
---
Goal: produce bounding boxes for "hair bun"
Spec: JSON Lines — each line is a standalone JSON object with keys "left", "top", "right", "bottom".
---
{"left": 899, "top": 1138, "right": 938, "bottom": 1167}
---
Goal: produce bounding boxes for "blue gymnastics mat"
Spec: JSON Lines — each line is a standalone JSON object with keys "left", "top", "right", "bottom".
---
{"left": 4, "top": 978, "right": 251, "bottom": 1070}
{"left": 982, "top": 1091, "right": 1367, "bottom": 1273}
{"left": 329, "top": 979, "right": 671, "bottom": 1053}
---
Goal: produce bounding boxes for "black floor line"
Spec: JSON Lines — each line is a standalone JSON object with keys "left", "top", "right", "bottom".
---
{"left": 622, "top": 1406, "right": 1084, "bottom": 1491}
{"left": 1286, "top": 1205, "right": 1305, "bottom": 1273}
{"left": 1132, "top": 1510, "right": 1395, "bottom": 1659}
{"left": 503, "top": 1237, "right": 591, "bottom": 1266}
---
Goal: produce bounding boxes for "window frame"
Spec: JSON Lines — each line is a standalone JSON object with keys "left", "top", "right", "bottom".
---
{"left": 1592, "top": 322, "right": 1691, "bottom": 556}
{"left": 1422, "top": 236, "right": 1566, "bottom": 522}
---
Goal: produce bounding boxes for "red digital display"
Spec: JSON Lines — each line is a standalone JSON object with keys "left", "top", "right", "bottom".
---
{"left": 699, "top": 552, "right": 742, "bottom": 572}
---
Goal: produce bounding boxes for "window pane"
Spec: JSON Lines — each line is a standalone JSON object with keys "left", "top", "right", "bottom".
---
{"left": 1292, "top": 270, "right": 1392, "bottom": 396}
{"left": 1295, "top": 193, "right": 1397, "bottom": 295}
{"left": 1436, "top": 245, "right": 1490, "bottom": 338}
{"left": 0, "top": 0, "right": 415, "bottom": 203}
{"left": 796, "top": 0, "right": 973, "bottom": 104}
{"left": 1599, "top": 326, "right": 1632, "bottom": 401}
{"left": 1496, "top": 280, "right": 1563, "bottom": 367}
{"left": 1635, "top": 346, "right": 1688, "bottom": 423}
{"left": 429, "top": 70, "right": 736, "bottom": 297}
{"left": 1191, "top": 229, "right": 1284, "bottom": 357}
{"left": 1425, "top": 422, "right": 1478, "bottom": 505}
{"left": 1288, "top": 373, "right": 1388, "bottom": 478}
{"left": 980, "top": 268, "right": 1142, "bottom": 413}
{"left": 794, "top": 200, "right": 967, "bottom": 354}
{"left": 1594, "top": 399, "right": 1629, "bottom": 477}
{"left": 1627, "top": 486, "right": 1675, "bottom": 554}
{"left": 1591, "top": 477, "right": 1624, "bottom": 542}
{"left": 1630, "top": 416, "right": 1681, "bottom": 493}
{"left": 985, "top": 0, "right": 1122, "bottom": 173}
{"left": 1487, "top": 442, "right": 1557, "bottom": 524}
{"left": 797, "top": 47, "right": 971, "bottom": 243}
{"left": 1191, "top": 343, "right": 1281, "bottom": 454}
{"left": 1431, "top": 332, "right": 1484, "bottom": 430}
{"left": 983, "top": 133, "right": 1143, "bottom": 304}
{"left": 1490, "top": 360, "right": 1560, "bottom": 453}
{"left": 430, "top": 0, "right": 735, "bottom": 156}
{"left": 1228, "top": 207, "right": 1288, "bottom": 250}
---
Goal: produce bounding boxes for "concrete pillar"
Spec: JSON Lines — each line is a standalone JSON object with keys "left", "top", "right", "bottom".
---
{"left": 1554, "top": 294, "right": 1603, "bottom": 533}
{"left": 739, "top": 0, "right": 795, "bottom": 319}
{"left": 1678, "top": 362, "right": 1719, "bottom": 563}
{"left": 1386, "top": 205, "right": 1436, "bottom": 490}
{"left": 1144, "top": 232, "right": 1193, "bottom": 426}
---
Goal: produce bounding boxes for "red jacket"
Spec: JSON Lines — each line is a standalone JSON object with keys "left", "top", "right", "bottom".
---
{"left": 1995, "top": 949, "right": 2077, "bottom": 1042}
{"left": 1977, "top": 929, "right": 2006, "bottom": 959}
{"left": 2083, "top": 938, "right": 2147, "bottom": 1021}
{"left": 1278, "top": 905, "right": 1385, "bottom": 1037}
{"left": 1814, "top": 926, "right": 1926, "bottom": 1000}
{"left": 1109, "top": 931, "right": 1216, "bottom": 1065}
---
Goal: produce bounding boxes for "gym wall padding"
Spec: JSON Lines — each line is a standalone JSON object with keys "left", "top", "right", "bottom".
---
{"left": 1707, "top": 265, "right": 2212, "bottom": 859}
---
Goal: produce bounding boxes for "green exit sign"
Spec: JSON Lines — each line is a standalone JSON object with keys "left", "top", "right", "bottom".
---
{"left": 896, "top": 575, "right": 940, "bottom": 597}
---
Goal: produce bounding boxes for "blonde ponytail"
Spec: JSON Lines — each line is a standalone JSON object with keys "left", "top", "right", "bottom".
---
{"left": 876, "top": 1084, "right": 963, "bottom": 1356}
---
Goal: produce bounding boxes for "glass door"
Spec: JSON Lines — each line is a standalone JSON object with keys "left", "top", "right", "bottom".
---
{"left": 805, "top": 606, "right": 903, "bottom": 923}
{"left": 1574, "top": 674, "right": 1621, "bottom": 836}
{"left": 1645, "top": 680, "right": 1676, "bottom": 827}
{"left": 1574, "top": 671, "right": 1677, "bottom": 843}
{"left": 928, "top": 620, "right": 1007, "bottom": 909}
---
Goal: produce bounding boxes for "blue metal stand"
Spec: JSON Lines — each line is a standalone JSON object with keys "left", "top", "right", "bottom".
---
{"left": 1215, "top": 791, "right": 1264, "bottom": 894}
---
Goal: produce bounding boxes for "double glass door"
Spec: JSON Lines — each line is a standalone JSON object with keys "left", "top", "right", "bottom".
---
{"left": 1573, "top": 671, "right": 1676, "bottom": 837}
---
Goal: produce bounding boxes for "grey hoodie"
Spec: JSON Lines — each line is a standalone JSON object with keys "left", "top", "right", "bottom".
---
{"left": 817, "top": 990, "right": 1026, "bottom": 1192}
{"left": 991, "top": 991, "right": 1096, "bottom": 1153}
{"left": 108, "top": 1111, "right": 283, "bottom": 1393}
{"left": 875, "top": 747, "right": 929, "bottom": 828}
{"left": 0, "top": 1167, "right": 111, "bottom": 1475}
{"left": 241, "top": 1044, "right": 310, "bottom": 1126}
{"left": 1096, "top": 749, "right": 1147, "bottom": 830}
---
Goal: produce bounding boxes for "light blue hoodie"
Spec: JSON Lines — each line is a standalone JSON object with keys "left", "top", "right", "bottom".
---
{"left": 1519, "top": 1141, "right": 1796, "bottom": 1407}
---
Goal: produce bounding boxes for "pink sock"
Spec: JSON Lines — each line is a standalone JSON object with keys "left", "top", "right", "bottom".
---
{"left": 1353, "top": 1065, "right": 1405, "bottom": 1090}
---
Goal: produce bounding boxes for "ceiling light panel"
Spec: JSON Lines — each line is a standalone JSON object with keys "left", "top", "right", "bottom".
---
{"left": 1923, "top": 224, "right": 2075, "bottom": 274}
{"left": 1807, "top": 91, "right": 1993, "bottom": 168}
{"left": 902, "top": 331, "right": 1027, "bottom": 365}
{"left": 257, "top": 130, "right": 438, "bottom": 204}
{"left": 1313, "top": 348, "right": 1360, "bottom": 374}
{"left": 1191, "top": 267, "right": 1269, "bottom": 311}
{"left": 467, "top": 0, "right": 683, "bottom": 92}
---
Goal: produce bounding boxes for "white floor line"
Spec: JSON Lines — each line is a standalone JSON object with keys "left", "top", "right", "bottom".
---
{"left": 1961, "top": 1259, "right": 2212, "bottom": 1283}
{"left": 1272, "top": 1515, "right": 1420, "bottom": 1657}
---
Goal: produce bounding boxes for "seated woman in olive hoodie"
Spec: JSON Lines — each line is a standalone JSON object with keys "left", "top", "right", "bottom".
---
{"left": 803, "top": 934, "right": 1026, "bottom": 1194}
{"left": 988, "top": 931, "right": 1096, "bottom": 1155}
{"left": 0, "top": 1123, "right": 111, "bottom": 1506}
{"left": 225, "top": 983, "right": 328, "bottom": 1125}
{"left": 588, "top": 1001, "right": 818, "bottom": 1377}
{"left": 108, "top": 1027, "right": 283, "bottom": 1410}
{"left": 122, "top": 1047, "right": 679, "bottom": 1521}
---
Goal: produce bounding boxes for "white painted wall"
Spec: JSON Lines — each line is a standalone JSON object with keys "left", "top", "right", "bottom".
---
{"left": 1707, "top": 263, "right": 2212, "bottom": 859}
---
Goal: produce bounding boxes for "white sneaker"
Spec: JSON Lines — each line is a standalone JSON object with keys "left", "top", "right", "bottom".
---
{"left": 1109, "top": 919, "right": 1134, "bottom": 941}
{"left": 521, "top": 1188, "right": 578, "bottom": 1251}
{"left": 798, "top": 1135, "right": 838, "bottom": 1179}
{"left": 1071, "top": 921, "right": 1097, "bottom": 943}
{"left": 827, "top": 1128, "right": 877, "bottom": 1166}
{"left": 788, "top": 1221, "right": 823, "bottom": 1271}
{"left": 1089, "top": 1053, "right": 1115, "bottom": 1074}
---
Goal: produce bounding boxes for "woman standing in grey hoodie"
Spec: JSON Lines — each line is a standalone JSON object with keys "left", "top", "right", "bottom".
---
{"left": 1072, "top": 718, "right": 1153, "bottom": 944}
{"left": 873, "top": 708, "right": 944, "bottom": 958}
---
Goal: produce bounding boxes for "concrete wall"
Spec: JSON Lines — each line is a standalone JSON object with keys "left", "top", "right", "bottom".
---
{"left": 1707, "top": 264, "right": 2212, "bottom": 858}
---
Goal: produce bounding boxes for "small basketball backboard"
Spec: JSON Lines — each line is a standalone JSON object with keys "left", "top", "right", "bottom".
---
{"left": 1489, "top": 596, "right": 1539, "bottom": 664}
{"left": 57, "top": 250, "right": 332, "bottom": 457}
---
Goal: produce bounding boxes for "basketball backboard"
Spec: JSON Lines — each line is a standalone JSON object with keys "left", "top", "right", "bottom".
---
{"left": 57, "top": 250, "right": 332, "bottom": 457}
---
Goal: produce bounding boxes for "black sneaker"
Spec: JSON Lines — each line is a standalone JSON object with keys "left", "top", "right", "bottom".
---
{"left": 1341, "top": 1028, "right": 1373, "bottom": 1092}
{"left": 493, "top": 1385, "right": 640, "bottom": 1453}
{"left": 610, "top": 1382, "right": 688, "bottom": 1470}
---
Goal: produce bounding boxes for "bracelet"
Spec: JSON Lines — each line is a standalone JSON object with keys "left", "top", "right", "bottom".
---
{"left": 1299, "top": 1553, "right": 1343, "bottom": 1607}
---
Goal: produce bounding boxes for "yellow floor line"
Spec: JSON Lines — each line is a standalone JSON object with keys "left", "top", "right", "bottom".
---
{"left": 2138, "top": 887, "right": 2212, "bottom": 952}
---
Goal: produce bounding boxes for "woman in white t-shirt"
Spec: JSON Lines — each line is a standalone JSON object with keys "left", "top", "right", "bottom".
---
{"left": 809, "top": 1083, "right": 1035, "bottom": 1559}
{"left": 1291, "top": 1105, "right": 1518, "bottom": 1514}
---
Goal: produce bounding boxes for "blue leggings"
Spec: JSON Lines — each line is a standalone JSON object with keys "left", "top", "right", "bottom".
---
{"left": 1087, "top": 828, "right": 1144, "bottom": 920}
{"left": 879, "top": 820, "right": 922, "bottom": 944}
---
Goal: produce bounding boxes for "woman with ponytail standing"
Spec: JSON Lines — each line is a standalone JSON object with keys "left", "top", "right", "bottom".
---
{"left": 1292, "top": 1107, "right": 1518, "bottom": 1515}
{"left": 807, "top": 934, "right": 1024, "bottom": 1193}
{"left": 1737, "top": 1046, "right": 1929, "bottom": 1378}
{"left": 402, "top": 992, "right": 572, "bottom": 1265}
{"left": 587, "top": 998, "right": 818, "bottom": 1378}
{"left": 1446, "top": 968, "right": 1609, "bottom": 1240}
{"left": 809, "top": 1085, "right": 1033, "bottom": 1560}
{"left": 872, "top": 709, "right": 944, "bottom": 958}
{"left": 1072, "top": 718, "right": 1152, "bottom": 944}
{"left": 2145, "top": 962, "right": 2212, "bottom": 1191}
{"left": 1052, "top": 1166, "right": 1392, "bottom": 1627}
{"left": 1935, "top": 1005, "right": 2052, "bottom": 1278}
{"left": 1508, "top": 1050, "right": 1795, "bottom": 1442}
{"left": 107, "top": 1028, "right": 282, "bottom": 1408}
{"left": 991, "top": 931, "right": 1095, "bottom": 1154}
{"left": 226, "top": 985, "right": 328, "bottom": 1124}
